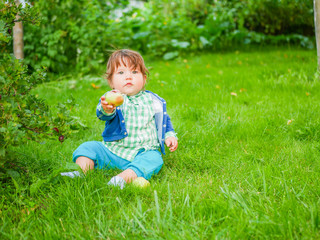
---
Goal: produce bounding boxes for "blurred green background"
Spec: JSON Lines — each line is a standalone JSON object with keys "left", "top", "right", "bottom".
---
{"left": 18, "top": 0, "right": 315, "bottom": 73}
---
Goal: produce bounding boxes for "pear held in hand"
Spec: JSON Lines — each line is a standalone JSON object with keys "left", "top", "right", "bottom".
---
{"left": 105, "top": 90, "right": 124, "bottom": 106}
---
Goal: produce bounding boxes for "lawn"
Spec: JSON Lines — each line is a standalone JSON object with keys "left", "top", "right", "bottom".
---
{"left": 1, "top": 47, "right": 320, "bottom": 239}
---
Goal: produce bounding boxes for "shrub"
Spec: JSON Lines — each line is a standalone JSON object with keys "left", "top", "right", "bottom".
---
{"left": 22, "top": 0, "right": 315, "bottom": 71}
{"left": 23, "top": 0, "right": 124, "bottom": 73}
{"left": 242, "top": 0, "right": 314, "bottom": 36}
{"left": 0, "top": 1, "right": 84, "bottom": 165}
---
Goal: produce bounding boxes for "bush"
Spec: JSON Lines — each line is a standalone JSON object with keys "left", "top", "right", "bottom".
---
{"left": 243, "top": 0, "right": 314, "bottom": 36}
{"left": 116, "top": 0, "right": 202, "bottom": 59}
{"left": 23, "top": 0, "right": 126, "bottom": 73}
{"left": 0, "top": 1, "right": 84, "bottom": 165}
{"left": 200, "top": 0, "right": 314, "bottom": 49}
{"left": 22, "top": 0, "right": 315, "bottom": 71}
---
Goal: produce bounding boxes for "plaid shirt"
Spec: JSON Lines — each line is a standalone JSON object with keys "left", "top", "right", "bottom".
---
{"left": 104, "top": 91, "right": 160, "bottom": 161}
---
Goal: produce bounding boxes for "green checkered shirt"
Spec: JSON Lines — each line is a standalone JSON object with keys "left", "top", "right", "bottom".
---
{"left": 104, "top": 91, "right": 160, "bottom": 161}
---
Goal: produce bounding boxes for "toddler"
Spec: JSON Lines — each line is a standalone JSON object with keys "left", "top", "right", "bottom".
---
{"left": 61, "top": 49, "right": 178, "bottom": 189}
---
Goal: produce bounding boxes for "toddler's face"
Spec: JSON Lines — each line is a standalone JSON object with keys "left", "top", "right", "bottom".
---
{"left": 110, "top": 59, "right": 146, "bottom": 96}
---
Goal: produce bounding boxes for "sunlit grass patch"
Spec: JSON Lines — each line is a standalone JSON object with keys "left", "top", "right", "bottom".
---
{"left": 2, "top": 47, "right": 320, "bottom": 239}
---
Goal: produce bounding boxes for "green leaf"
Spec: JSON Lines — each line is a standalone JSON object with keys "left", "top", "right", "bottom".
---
{"left": 6, "top": 170, "right": 21, "bottom": 193}
{"left": 200, "top": 36, "right": 210, "bottom": 46}
{"left": 171, "top": 39, "right": 190, "bottom": 49}
{"left": 163, "top": 51, "right": 179, "bottom": 60}
{"left": 65, "top": 162, "right": 82, "bottom": 171}
{"left": 133, "top": 31, "right": 150, "bottom": 39}
{"left": 30, "top": 178, "right": 46, "bottom": 196}
{"left": 6, "top": 169, "right": 20, "bottom": 179}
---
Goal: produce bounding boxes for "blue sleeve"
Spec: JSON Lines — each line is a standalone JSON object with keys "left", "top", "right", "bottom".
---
{"left": 165, "top": 114, "right": 174, "bottom": 133}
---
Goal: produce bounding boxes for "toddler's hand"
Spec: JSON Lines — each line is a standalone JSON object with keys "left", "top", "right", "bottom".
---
{"left": 100, "top": 95, "right": 116, "bottom": 114}
{"left": 165, "top": 137, "right": 178, "bottom": 152}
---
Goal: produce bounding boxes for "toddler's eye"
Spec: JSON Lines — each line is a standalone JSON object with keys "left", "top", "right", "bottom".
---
{"left": 118, "top": 71, "right": 124, "bottom": 74}
{"left": 132, "top": 70, "right": 138, "bottom": 74}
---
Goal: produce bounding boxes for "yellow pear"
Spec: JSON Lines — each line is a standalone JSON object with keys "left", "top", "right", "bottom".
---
{"left": 104, "top": 90, "right": 124, "bottom": 106}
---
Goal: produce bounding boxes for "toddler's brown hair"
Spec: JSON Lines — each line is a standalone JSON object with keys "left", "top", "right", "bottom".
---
{"left": 106, "top": 49, "right": 149, "bottom": 86}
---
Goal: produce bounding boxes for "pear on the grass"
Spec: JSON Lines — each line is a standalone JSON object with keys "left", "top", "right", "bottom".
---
{"left": 132, "top": 177, "right": 150, "bottom": 188}
{"left": 105, "top": 90, "right": 124, "bottom": 106}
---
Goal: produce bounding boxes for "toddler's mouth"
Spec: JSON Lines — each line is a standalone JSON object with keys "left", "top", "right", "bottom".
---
{"left": 125, "top": 83, "right": 133, "bottom": 87}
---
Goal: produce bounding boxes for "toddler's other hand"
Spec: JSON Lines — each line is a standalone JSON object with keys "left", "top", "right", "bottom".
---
{"left": 165, "top": 137, "right": 178, "bottom": 152}
{"left": 101, "top": 95, "right": 116, "bottom": 114}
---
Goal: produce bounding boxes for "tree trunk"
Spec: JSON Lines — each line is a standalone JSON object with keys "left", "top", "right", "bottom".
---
{"left": 13, "top": 0, "right": 24, "bottom": 60}
{"left": 314, "top": 0, "right": 320, "bottom": 69}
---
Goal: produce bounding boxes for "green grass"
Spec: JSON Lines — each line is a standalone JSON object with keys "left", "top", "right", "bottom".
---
{"left": 1, "top": 47, "right": 320, "bottom": 239}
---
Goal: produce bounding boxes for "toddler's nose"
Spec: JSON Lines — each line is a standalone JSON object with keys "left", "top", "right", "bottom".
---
{"left": 125, "top": 72, "right": 132, "bottom": 79}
